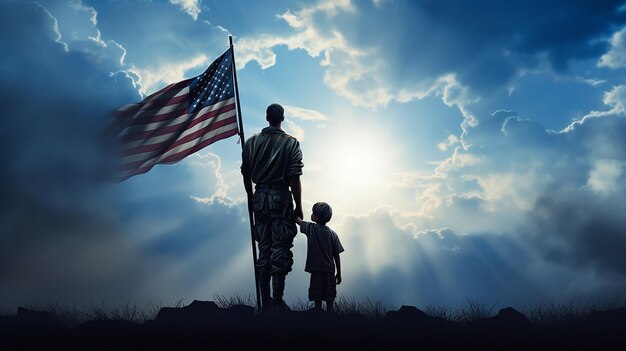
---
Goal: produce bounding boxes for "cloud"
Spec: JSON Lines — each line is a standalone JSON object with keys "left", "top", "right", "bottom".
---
{"left": 433, "top": 147, "right": 482, "bottom": 174}
{"left": 234, "top": 0, "right": 484, "bottom": 146}
{"left": 283, "top": 105, "right": 329, "bottom": 121}
{"left": 586, "top": 160, "right": 624, "bottom": 195}
{"left": 169, "top": 0, "right": 201, "bottom": 20}
{"left": 128, "top": 54, "right": 208, "bottom": 95}
{"left": 374, "top": 53, "right": 626, "bottom": 289}
{"left": 377, "top": 1, "right": 625, "bottom": 91}
{"left": 203, "top": 20, "right": 230, "bottom": 34}
{"left": 284, "top": 119, "right": 305, "bottom": 141}
{"left": 32, "top": 1, "right": 68, "bottom": 51}
{"left": 36, "top": 0, "right": 129, "bottom": 72}
{"left": 599, "top": 26, "right": 626, "bottom": 69}
{"left": 188, "top": 152, "right": 234, "bottom": 205}
{"left": 235, "top": 0, "right": 358, "bottom": 70}
{"left": 408, "top": 87, "right": 626, "bottom": 283}
{"left": 561, "top": 85, "right": 626, "bottom": 132}
{"left": 235, "top": 0, "right": 393, "bottom": 108}
{"left": 88, "top": 0, "right": 229, "bottom": 95}
{"left": 438, "top": 134, "right": 459, "bottom": 152}
{"left": 238, "top": 0, "right": 626, "bottom": 113}
{"left": 526, "top": 185, "right": 626, "bottom": 275}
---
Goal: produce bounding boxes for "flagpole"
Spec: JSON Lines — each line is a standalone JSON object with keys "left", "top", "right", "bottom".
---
{"left": 229, "top": 35, "right": 261, "bottom": 313}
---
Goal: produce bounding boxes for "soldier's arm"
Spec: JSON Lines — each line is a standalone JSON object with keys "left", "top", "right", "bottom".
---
{"left": 243, "top": 174, "right": 253, "bottom": 202}
{"left": 289, "top": 176, "right": 303, "bottom": 220}
{"left": 241, "top": 148, "right": 253, "bottom": 201}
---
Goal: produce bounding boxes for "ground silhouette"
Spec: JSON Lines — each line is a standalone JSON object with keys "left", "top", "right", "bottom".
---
{"left": 1, "top": 300, "right": 625, "bottom": 350}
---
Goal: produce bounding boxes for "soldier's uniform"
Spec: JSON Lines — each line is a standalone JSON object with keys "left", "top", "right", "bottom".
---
{"left": 242, "top": 126, "right": 303, "bottom": 307}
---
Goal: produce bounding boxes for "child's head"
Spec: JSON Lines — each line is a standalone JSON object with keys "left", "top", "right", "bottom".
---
{"left": 311, "top": 202, "right": 332, "bottom": 225}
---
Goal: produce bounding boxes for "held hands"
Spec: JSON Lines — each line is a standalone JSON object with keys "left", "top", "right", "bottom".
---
{"left": 294, "top": 206, "right": 304, "bottom": 223}
{"left": 335, "top": 274, "right": 342, "bottom": 285}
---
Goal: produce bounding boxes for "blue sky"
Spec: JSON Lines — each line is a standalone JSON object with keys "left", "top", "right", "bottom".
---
{"left": 2, "top": 0, "right": 626, "bottom": 309}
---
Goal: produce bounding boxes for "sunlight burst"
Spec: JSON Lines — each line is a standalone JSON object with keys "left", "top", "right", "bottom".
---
{"left": 304, "top": 123, "right": 399, "bottom": 216}
{"left": 329, "top": 135, "right": 387, "bottom": 187}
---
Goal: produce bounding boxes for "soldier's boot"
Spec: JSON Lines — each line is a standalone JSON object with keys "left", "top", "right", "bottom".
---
{"left": 259, "top": 275, "right": 272, "bottom": 312}
{"left": 326, "top": 299, "right": 335, "bottom": 314}
{"left": 271, "top": 274, "right": 290, "bottom": 311}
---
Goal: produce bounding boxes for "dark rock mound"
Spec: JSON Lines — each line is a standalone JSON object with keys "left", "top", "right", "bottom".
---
{"left": 154, "top": 300, "right": 221, "bottom": 323}
{"left": 144, "top": 300, "right": 256, "bottom": 342}
{"left": 385, "top": 305, "right": 429, "bottom": 322}
{"left": 17, "top": 307, "right": 55, "bottom": 322}
{"left": 385, "top": 305, "right": 456, "bottom": 330}
{"left": 467, "top": 307, "right": 534, "bottom": 331}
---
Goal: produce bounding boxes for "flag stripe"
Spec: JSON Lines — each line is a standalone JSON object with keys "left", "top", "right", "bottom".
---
{"left": 120, "top": 107, "right": 190, "bottom": 135}
{"left": 140, "top": 91, "right": 189, "bottom": 110}
{"left": 126, "top": 96, "right": 189, "bottom": 121}
{"left": 118, "top": 119, "right": 190, "bottom": 144}
{"left": 162, "top": 126, "right": 238, "bottom": 163}
{"left": 120, "top": 117, "right": 237, "bottom": 165}
{"left": 119, "top": 97, "right": 235, "bottom": 144}
{"left": 121, "top": 109, "right": 236, "bottom": 163}
{"left": 115, "top": 127, "right": 238, "bottom": 181}
{"left": 143, "top": 80, "right": 190, "bottom": 102}
{"left": 119, "top": 123, "right": 238, "bottom": 171}
{"left": 182, "top": 100, "right": 236, "bottom": 134}
{"left": 158, "top": 122, "right": 238, "bottom": 162}
{"left": 121, "top": 112, "right": 236, "bottom": 158}
{"left": 127, "top": 104, "right": 189, "bottom": 127}
{"left": 114, "top": 81, "right": 191, "bottom": 117}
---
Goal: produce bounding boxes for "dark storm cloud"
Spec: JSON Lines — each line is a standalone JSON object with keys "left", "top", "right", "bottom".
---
{"left": 521, "top": 116, "right": 626, "bottom": 275}
{"left": 454, "top": 105, "right": 626, "bottom": 275}
{"left": 0, "top": 1, "right": 133, "bottom": 227}
{"left": 528, "top": 188, "right": 626, "bottom": 274}
{"left": 0, "top": 1, "right": 141, "bottom": 303}
{"left": 348, "top": 0, "right": 626, "bottom": 93}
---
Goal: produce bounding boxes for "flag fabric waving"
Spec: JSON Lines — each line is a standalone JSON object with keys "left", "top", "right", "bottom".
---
{"left": 112, "top": 48, "right": 238, "bottom": 181}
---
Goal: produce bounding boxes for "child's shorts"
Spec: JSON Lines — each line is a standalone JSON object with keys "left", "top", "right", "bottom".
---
{"left": 308, "top": 271, "right": 336, "bottom": 301}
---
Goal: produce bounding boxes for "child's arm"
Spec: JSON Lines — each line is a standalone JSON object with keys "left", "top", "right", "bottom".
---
{"left": 334, "top": 252, "right": 342, "bottom": 285}
{"left": 295, "top": 216, "right": 303, "bottom": 225}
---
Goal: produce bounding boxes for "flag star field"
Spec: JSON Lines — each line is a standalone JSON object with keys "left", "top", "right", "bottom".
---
{"left": 1, "top": 0, "right": 626, "bottom": 308}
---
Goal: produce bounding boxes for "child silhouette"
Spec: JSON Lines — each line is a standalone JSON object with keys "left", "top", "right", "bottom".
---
{"left": 296, "top": 202, "right": 344, "bottom": 312}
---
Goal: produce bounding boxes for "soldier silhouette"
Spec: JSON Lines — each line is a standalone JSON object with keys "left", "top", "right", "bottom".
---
{"left": 241, "top": 103, "right": 303, "bottom": 311}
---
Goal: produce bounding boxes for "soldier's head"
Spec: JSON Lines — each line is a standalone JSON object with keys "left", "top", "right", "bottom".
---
{"left": 311, "top": 202, "right": 332, "bottom": 225}
{"left": 266, "top": 103, "right": 284, "bottom": 126}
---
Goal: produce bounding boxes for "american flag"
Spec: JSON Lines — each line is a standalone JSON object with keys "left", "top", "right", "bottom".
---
{"left": 112, "top": 49, "right": 239, "bottom": 181}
